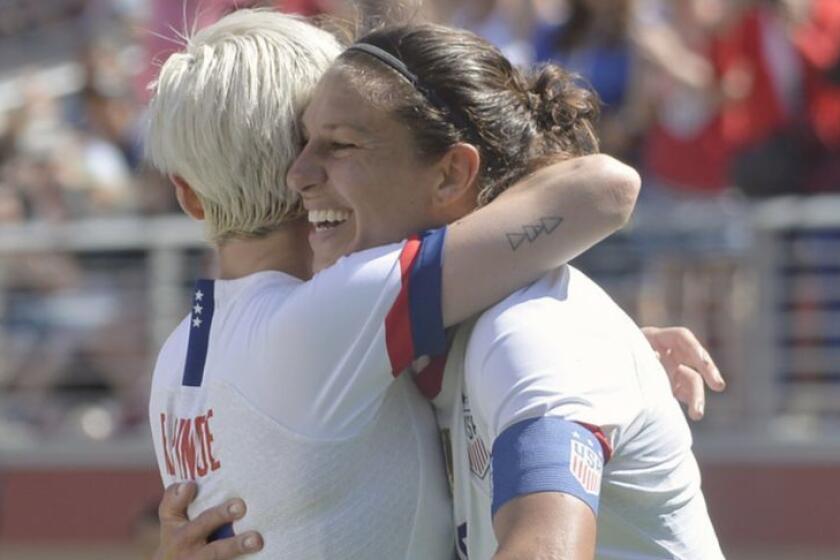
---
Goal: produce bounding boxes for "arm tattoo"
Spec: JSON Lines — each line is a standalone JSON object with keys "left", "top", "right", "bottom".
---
{"left": 506, "top": 216, "right": 564, "bottom": 251}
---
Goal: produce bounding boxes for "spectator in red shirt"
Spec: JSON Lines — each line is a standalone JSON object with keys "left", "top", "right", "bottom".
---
{"left": 640, "top": 0, "right": 805, "bottom": 197}
{"left": 791, "top": 0, "right": 840, "bottom": 191}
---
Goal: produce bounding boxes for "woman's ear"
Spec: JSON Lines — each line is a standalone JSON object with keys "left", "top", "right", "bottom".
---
{"left": 434, "top": 143, "right": 480, "bottom": 207}
{"left": 171, "top": 175, "right": 205, "bottom": 220}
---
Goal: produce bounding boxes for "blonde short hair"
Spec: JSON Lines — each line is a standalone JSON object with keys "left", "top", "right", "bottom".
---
{"left": 145, "top": 9, "right": 341, "bottom": 242}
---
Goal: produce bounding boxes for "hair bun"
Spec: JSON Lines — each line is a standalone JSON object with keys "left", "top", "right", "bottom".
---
{"left": 526, "top": 64, "right": 601, "bottom": 156}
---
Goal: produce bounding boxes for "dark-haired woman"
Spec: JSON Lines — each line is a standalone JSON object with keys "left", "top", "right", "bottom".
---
{"left": 149, "top": 12, "right": 724, "bottom": 559}
{"left": 146, "top": 10, "right": 647, "bottom": 560}
{"left": 289, "top": 23, "right": 724, "bottom": 559}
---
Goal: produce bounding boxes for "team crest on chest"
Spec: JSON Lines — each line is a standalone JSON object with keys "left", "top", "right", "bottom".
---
{"left": 462, "top": 394, "right": 490, "bottom": 479}
{"left": 570, "top": 432, "right": 602, "bottom": 495}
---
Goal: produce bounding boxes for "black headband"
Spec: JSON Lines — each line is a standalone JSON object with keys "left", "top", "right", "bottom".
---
{"left": 345, "top": 42, "right": 473, "bottom": 137}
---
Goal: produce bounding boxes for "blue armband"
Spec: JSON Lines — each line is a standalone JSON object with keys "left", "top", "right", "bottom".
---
{"left": 491, "top": 417, "right": 606, "bottom": 517}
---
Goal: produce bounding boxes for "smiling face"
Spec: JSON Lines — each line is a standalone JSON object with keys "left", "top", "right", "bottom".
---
{"left": 287, "top": 67, "right": 451, "bottom": 272}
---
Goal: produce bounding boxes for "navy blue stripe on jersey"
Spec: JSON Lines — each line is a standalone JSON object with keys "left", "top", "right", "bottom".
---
{"left": 208, "top": 522, "right": 235, "bottom": 542}
{"left": 182, "top": 279, "right": 215, "bottom": 387}
{"left": 408, "top": 228, "right": 447, "bottom": 358}
{"left": 491, "top": 417, "right": 605, "bottom": 517}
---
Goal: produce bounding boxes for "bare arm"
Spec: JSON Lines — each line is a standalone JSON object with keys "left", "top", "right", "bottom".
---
{"left": 492, "top": 493, "right": 596, "bottom": 560}
{"left": 442, "top": 153, "right": 640, "bottom": 326}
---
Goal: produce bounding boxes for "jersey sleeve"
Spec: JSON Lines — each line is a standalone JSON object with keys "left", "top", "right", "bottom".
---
{"left": 268, "top": 228, "right": 447, "bottom": 429}
{"left": 463, "top": 288, "right": 621, "bottom": 517}
{"left": 380, "top": 228, "right": 448, "bottom": 373}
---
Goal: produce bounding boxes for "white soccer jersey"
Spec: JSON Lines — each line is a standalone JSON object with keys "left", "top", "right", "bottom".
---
{"left": 149, "top": 230, "right": 455, "bottom": 560}
{"left": 430, "top": 266, "right": 724, "bottom": 560}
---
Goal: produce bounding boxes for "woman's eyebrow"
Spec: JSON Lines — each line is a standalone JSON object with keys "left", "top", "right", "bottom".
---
{"left": 321, "top": 122, "right": 371, "bottom": 135}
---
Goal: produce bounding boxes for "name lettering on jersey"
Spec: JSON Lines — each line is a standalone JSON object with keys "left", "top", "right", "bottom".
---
{"left": 570, "top": 431, "right": 602, "bottom": 495}
{"left": 462, "top": 394, "right": 489, "bottom": 479}
{"left": 159, "top": 409, "right": 222, "bottom": 480}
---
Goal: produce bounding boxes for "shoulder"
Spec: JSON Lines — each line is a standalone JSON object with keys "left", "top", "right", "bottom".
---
{"left": 468, "top": 266, "right": 582, "bottom": 352}
{"left": 315, "top": 242, "right": 407, "bottom": 280}
{"left": 462, "top": 266, "right": 641, "bottom": 417}
{"left": 462, "top": 267, "right": 589, "bottom": 397}
{"left": 158, "top": 314, "right": 191, "bottom": 361}
{"left": 472, "top": 266, "right": 620, "bottom": 340}
{"left": 151, "top": 314, "right": 191, "bottom": 385}
{"left": 280, "top": 242, "right": 408, "bottom": 312}
{"left": 302, "top": 230, "right": 443, "bottom": 293}
{"left": 196, "top": 273, "right": 302, "bottom": 341}
{"left": 239, "top": 273, "right": 301, "bottom": 314}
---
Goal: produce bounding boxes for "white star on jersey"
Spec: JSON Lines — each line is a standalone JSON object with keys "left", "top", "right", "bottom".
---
{"left": 149, "top": 236, "right": 453, "bottom": 560}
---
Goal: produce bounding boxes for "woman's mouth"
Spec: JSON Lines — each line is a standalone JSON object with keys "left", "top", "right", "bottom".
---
{"left": 308, "top": 208, "right": 352, "bottom": 233}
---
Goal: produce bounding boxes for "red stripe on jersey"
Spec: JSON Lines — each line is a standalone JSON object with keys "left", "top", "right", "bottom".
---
{"left": 385, "top": 235, "right": 422, "bottom": 375}
{"left": 413, "top": 352, "right": 447, "bottom": 400}
{"left": 575, "top": 422, "right": 613, "bottom": 463}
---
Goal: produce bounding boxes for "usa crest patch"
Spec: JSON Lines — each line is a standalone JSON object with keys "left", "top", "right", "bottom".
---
{"left": 468, "top": 436, "right": 490, "bottom": 478}
{"left": 462, "top": 395, "right": 490, "bottom": 478}
{"left": 570, "top": 436, "right": 602, "bottom": 495}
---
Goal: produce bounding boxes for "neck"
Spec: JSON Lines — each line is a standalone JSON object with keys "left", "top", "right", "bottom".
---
{"left": 216, "top": 219, "right": 312, "bottom": 281}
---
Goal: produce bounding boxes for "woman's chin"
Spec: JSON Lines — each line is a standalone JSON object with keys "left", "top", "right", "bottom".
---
{"left": 309, "top": 222, "right": 355, "bottom": 270}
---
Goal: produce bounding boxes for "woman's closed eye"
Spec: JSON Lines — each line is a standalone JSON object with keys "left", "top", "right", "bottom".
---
{"left": 329, "top": 141, "right": 357, "bottom": 151}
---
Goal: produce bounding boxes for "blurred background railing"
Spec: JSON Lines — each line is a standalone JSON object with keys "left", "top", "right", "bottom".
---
{"left": 580, "top": 195, "right": 840, "bottom": 447}
{"left": 2, "top": 196, "right": 840, "bottom": 459}
{"left": 0, "top": 216, "right": 204, "bottom": 465}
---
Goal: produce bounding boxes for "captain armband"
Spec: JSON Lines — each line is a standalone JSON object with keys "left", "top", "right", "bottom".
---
{"left": 491, "top": 416, "right": 607, "bottom": 517}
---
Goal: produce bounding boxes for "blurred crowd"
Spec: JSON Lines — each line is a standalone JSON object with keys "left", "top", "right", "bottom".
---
{"left": 449, "top": 0, "right": 840, "bottom": 198}
{"left": 0, "top": 0, "right": 838, "bottom": 441}
{"left": 0, "top": 0, "right": 836, "bottom": 228}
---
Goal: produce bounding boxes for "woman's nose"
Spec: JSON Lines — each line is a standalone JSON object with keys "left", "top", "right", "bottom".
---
{"left": 287, "top": 144, "right": 324, "bottom": 194}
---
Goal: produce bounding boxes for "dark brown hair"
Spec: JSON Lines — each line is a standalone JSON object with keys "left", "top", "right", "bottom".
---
{"left": 337, "top": 24, "right": 600, "bottom": 205}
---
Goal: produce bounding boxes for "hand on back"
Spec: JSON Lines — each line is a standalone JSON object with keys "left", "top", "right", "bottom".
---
{"left": 643, "top": 326, "right": 726, "bottom": 421}
{"left": 154, "top": 482, "right": 263, "bottom": 560}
